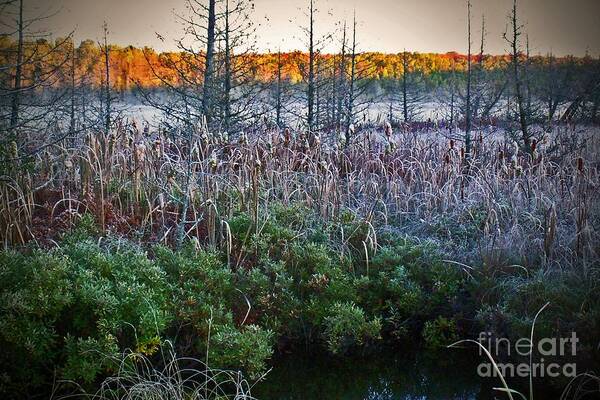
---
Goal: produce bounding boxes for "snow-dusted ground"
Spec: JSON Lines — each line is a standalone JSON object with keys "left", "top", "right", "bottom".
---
{"left": 122, "top": 103, "right": 163, "bottom": 125}
{"left": 94, "top": 95, "right": 571, "bottom": 132}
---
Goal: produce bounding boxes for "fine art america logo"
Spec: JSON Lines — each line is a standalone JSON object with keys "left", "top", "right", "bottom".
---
{"left": 475, "top": 331, "right": 579, "bottom": 378}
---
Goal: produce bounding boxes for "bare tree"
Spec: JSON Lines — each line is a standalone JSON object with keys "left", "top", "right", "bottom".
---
{"left": 292, "top": 0, "right": 336, "bottom": 133}
{"left": 504, "top": 0, "right": 532, "bottom": 153}
{"left": 214, "top": 0, "right": 262, "bottom": 131}
{"left": 307, "top": 0, "right": 315, "bottom": 131}
{"left": 336, "top": 22, "right": 347, "bottom": 133}
{"left": 275, "top": 49, "right": 283, "bottom": 127}
{"left": 139, "top": 0, "right": 260, "bottom": 133}
{"left": 8, "top": 0, "right": 23, "bottom": 132}
{"left": 532, "top": 53, "right": 573, "bottom": 123}
{"left": 0, "top": 0, "right": 73, "bottom": 159}
{"left": 68, "top": 38, "right": 76, "bottom": 136}
{"left": 388, "top": 51, "right": 427, "bottom": 124}
{"left": 464, "top": 0, "right": 472, "bottom": 166}
{"left": 264, "top": 47, "right": 293, "bottom": 129}
{"left": 470, "top": 14, "right": 507, "bottom": 122}
{"left": 342, "top": 11, "right": 375, "bottom": 145}
{"left": 344, "top": 11, "right": 358, "bottom": 145}
{"left": 101, "top": 22, "right": 111, "bottom": 135}
{"left": 434, "top": 59, "right": 458, "bottom": 133}
{"left": 560, "top": 53, "right": 600, "bottom": 123}
{"left": 203, "top": 0, "right": 217, "bottom": 124}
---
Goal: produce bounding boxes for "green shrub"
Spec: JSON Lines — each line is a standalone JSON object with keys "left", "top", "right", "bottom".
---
{"left": 4, "top": 205, "right": 595, "bottom": 395}
{"left": 422, "top": 316, "right": 459, "bottom": 349}
{"left": 210, "top": 324, "right": 274, "bottom": 379}
{"left": 62, "top": 334, "right": 119, "bottom": 383}
{"left": 367, "top": 240, "right": 464, "bottom": 338}
{"left": 323, "top": 302, "right": 381, "bottom": 354}
{"left": 0, "top": 250, "right": 73, "bottom": 387}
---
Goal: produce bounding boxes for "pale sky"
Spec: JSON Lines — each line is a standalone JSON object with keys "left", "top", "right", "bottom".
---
{"left": 19, "top": 0, "right": 600, "bottom": 55}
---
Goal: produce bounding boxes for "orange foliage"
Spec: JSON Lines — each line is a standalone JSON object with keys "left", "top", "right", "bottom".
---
{"left": 0, "top": 38, "right": 579, "bottom": 91}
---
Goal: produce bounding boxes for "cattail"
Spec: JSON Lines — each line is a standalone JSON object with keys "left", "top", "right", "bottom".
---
{"left": 511, "top": 141, "right": 519, "bottom": 166}
{"left": 577, "top": 157, "right": 584, "bottom": 174}
{"left": 9, "top": 140, "right": 18, "bottom": 159}
{"left": 64, "top": 158, "right": 73, "bottom": 170}
{"left": 384, "top": 121, "right": 393, "bottom": 138}
{"left": 154, "top": 136, "right": 162, "bottom": 155}
{"left": 531, "top": 139, "right": 537, "bottom": 154}
{"left": 310, "top": 132, "right": 320, "bottom": 148}
{"left": 449, "top": 139, "right": 455, "bottom": 150}
{"left": 134, "top": 141, "right": 147, "bottom": 165}
{"left": 209, "top": 150, "right": 218, "bottom": 171}
{"left": 444, "top": 153, "right": 450, "bottom": 164}
{"left": 108, "top": 131, "right": 117, "bottom": 147}
{"left": 460, "top": 147, "right": 465, "bottom": 159}
{"left": 254, "top": 151, "right": 262, "bottom": 169}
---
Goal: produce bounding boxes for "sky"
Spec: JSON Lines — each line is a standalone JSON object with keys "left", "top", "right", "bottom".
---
{"left": 18, "top": 0, "right": 600, "bottom": 56}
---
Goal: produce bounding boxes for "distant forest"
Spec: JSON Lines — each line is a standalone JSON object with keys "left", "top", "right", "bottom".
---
{"left": 0, "top": 37, "right": 596, "bottom": 92}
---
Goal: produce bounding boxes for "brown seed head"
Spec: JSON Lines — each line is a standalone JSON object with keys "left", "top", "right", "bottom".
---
{"left": 577, "top": 157, "right": 584, "bottom": 173}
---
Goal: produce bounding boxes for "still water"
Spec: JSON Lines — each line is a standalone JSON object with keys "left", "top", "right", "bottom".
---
{"left": 254, "top": 350, "right": 497, "bottom": 400}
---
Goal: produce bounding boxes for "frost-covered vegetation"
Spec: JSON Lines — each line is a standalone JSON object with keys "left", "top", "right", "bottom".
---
{"left": 1, "top": 0, "right": 600, "bottom": 398}
{"left": 1, "top": 123, "right": 599, "bottom": 397}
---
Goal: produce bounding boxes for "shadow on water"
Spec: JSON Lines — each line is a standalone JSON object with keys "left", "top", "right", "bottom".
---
{"left": 254, "top": 350, "right": 497, "bottom": 400}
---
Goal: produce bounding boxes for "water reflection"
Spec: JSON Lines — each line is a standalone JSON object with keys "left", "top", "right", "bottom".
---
{"left": 254, "top": 350, "right": 492, "bottom": 400}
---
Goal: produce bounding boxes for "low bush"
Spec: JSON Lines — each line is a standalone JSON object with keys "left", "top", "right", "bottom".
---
{"left": 324, "top": 302, "right": 381, "bottom": 354}
{"left": 1, "top": 206, "right": 598, "bottom": 397}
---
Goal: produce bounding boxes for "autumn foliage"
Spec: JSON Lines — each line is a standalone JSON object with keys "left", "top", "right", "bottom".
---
{"left": 1, "top": 36, "right": 588, "bottom": 92}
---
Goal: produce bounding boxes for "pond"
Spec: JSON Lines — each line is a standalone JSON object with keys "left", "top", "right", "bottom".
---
{"left": 254, "top": 350, "right": 498, "bottom": 400}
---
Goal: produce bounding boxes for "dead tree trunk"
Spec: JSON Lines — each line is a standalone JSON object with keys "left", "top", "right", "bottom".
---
{"left": 402, "top": 51, "right": 408, "bottom": 122}
{"left": 307, "top": 0, "right": 315, "bottom": 132}
{"left": 223, "top": 0, "right": 232, "bottom": 130}
{"left": 465, "top": 0, "right": 472, "bottom": 167}
{"left": 69, "top": 42, "right": 77, "bottom": 138}
{"left": 102, "top": 22, "right": 111, "bottom": 135}
{"left": 10, "top": 0, "right": 24, "bottom": 133}
{"left": 505, "top": 0, "right": 530, "bottom": 153}
{"left": 337, "top": 21, "right": 347, "bottom": 134}
{"left": 473, "top": 14, "right": 485, "bottom": 121}
{"left": 276, "top": 50, "right": 283, "bottom": 127}
{"left": 203, "top": 0, "right": 217, "bottom": 124}
{"left": 344, "top": 12, "right": 357, "bottom": 147}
